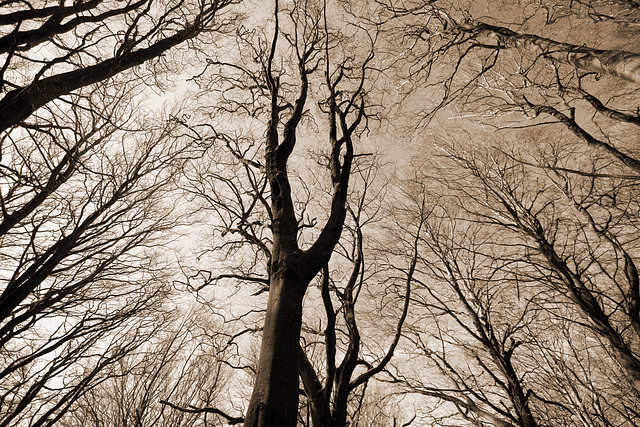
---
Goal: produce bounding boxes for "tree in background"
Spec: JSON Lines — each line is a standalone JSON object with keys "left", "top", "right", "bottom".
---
{"left": 389, "top": 0, "right": 640, "bottom": 171}
{"left": 386, "top": 171, "right": 539, "bottom": 427}
{"left": 297, "top": 154, "right": 414, "bottom": 427}
{"left": 58, "top": 309, "right": 242, "bottom": 427}
{"left": 0, "top": 0, "right": 235, "bottom": 132}
{"left": 391, "top": 129, "right": 640, "bottom": 426}
{"left": 368, "top": 1, "right": 640, "bottom": 425}
{"left": 0, "top": 1, "right": 236, "bottom": 424}
{"left": 0, "top": 86, "right": 209, "bottom": 425}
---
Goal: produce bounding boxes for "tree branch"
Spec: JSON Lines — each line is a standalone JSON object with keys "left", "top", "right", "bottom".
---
{"left": 159, "top": 400, "right": 244, "bottom": 424}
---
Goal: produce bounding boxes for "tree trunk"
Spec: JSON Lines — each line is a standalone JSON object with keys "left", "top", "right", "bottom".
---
{"left": 243, "top": 261, "right": 307, "bottom": 427}
{"left": 462, "top": 22, "right": 640, "bottom": 84}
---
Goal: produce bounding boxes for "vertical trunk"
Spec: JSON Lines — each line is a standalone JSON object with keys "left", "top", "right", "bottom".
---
{"left": 244, "top": 268, "right": 307, "bottom": 427}
{"left": 299, "top": 347, "right": 332, "bottom": 427}
{"left": 243, "top": 1, "right": 359, "bottom": 416}
{"left": 503, "top": 360, "right": 537, "bottom": 427}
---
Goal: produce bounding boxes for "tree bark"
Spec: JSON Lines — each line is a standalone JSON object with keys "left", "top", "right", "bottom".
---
{"left": 243, "top": 269, "right": 306, "bottom": 426}
{"left": 461, "top": 22, "right": 640, "bottom": 84}
{"left": 242, "top": 3, "right": 362, "bottom": 421}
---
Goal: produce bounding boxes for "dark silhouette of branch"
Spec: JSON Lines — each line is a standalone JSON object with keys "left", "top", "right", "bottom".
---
{"left": 159, "top": 400, "right": 244, "bottom": 424}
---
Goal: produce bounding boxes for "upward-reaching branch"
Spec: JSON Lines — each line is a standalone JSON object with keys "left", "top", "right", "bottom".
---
{"left": 303, "top": 17, "right": 373, "bottom": 275}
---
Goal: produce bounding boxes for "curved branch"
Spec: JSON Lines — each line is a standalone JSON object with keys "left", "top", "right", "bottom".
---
{"left": 159, "top": 400, "right": 244, "bottom": 425}
{"left": 348, "top": 218, "right": 419, "bottom": 391}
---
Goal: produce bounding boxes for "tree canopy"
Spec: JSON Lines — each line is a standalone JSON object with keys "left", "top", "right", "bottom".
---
{"left": 2, "top": 0, "right": 640, "bottom": 426}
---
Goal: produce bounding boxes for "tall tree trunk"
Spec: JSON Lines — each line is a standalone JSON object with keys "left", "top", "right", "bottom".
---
{"left": 243, "top": 2, "right": 363, "bottom": 421}
{"left": 244, "top": 137, "right": 308, "bottom": 426}
{"left": 243, "top": 269, "right": 307, "bottom": 426}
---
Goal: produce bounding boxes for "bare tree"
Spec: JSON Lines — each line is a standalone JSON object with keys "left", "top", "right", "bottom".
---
{"left": 387, "top": 171, "right": 541, "bottom": 426}
{"left": 0, "top": 0, "right": 235, "bottom": 133}
{"left": 363, "top": 4, "right": 640, "bottom": 423}
{"left": 397, "top": 134, "right": 640, "bottom": 425}
{"left": 179, "top": 0, "right": 385, "bottom": 424}
{"left": 296, "top": 155, "right": 414, "bottom": 427}
{"left": 58, "top": 308, "right": 240, "bottom": 427}
{"left": 453, "top": 143, "right": 640, "bottom": 388}
{"left": 0, "top": 78, "right": 214, "bottom": 425}
{"left": 384, "top": 0, "right": 640, "bottom": 178}
{"left": 0, "top": 0, "right": 242, "bottom": 422}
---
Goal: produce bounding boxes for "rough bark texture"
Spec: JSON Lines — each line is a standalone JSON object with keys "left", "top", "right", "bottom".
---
{"left": 243, "top": 109, "right": 310, "bottom": 425}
